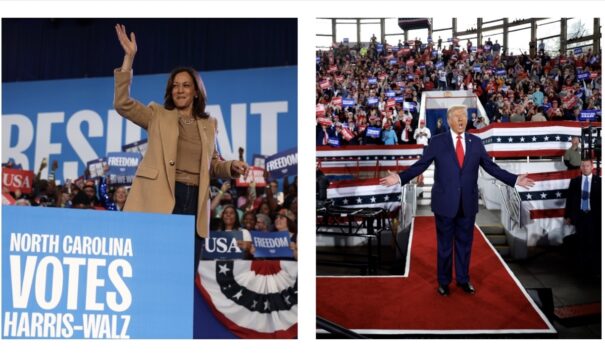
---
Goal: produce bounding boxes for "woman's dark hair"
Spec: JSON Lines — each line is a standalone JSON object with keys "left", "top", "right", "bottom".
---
{"left": 164, "top": 67, "right": 209, "bottom": 119}
{"left": 219, "top": 204, "right": 241, "bottom": 231}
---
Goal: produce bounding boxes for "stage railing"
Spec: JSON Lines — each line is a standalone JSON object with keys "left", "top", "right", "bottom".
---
{"left": 494, "top": 180, "right": 522, "bottom": 231}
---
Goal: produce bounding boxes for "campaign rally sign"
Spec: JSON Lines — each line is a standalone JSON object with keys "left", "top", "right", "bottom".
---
{"left": 342, "top": 98, "right": 356, "bottom": 107}
{"left": 253, "top": 154, "right": 266, "bottom": 168}
{"left": 432, "top": 50, "right": 438, "bottom": 57}
{"left": 368, "top": 77, "right": 378, "bottom": 85}
{"left": 579, "top": 110, "right": 599, "bottom": 121}
{"left": 106, "top": 152, "right": 142, "bottom": 186}
{"left": 1, "top": 206, "right": 194, "bottom": 338}
{"left": 406, "top": 59, "right": 415, "bottom": 67}
{"left": 436, "top": 61, "right": 444, "bottom": 69}
{"left": 394, "top": 96, "right": 404, "bottom": 103}
{"left": 376, "top": 43, "right": 384, "bottom": 53}
{"left": 366, "top": 127, "right": 381, "bottom": 138}
{"left": 473, "top": 65, "right": 482, "bottom": 73}
{"left": 385, "top": 90, "right": 396, "bottom": 98}
{"left": 2, "top": 168, "right": 35, "bottom": 194}
{"left": 407, "top": 74, "right": 415, "bottom": 80}
{"left": 574, "top": 47, "right": 582, "bottom": 55}
{"left": 235, "top": 166, "right": 267, "bottom": 188}
{"left": 496, "top": 69, "right": 507, "bottom": 77}
{"left": 122, "top": 139, "right": 148, "bottom": 156}
{"left": 386, "top": 98, "right": 396, "bottom": 108}
{"left": 404, "top": 102, "right": 418, "bottom": 112}
{"left": 332, "top": 96, "right": 343, "bottom": 107}
{"left": 577, "top": 72, "right": 590, "bottom": 81}
{"left": 389, "top": 59, "right": 397, "bottom": 65}
{"left": 367, "top": 97, "right": 379, "bottom": 106}
{"left": 251, "top": 231, "right": 293, "bottom": 259}
{"left": 328, "top": 137, "right": 340, "bottom": 147}
{"left": 86, "top": 157, "right": 106, "bottom": 179}
{"left": 202, "top": 231, "right": 245, "bottom": 260}
{"left": 265, "top": 147, "right": 298, "bottom": 180}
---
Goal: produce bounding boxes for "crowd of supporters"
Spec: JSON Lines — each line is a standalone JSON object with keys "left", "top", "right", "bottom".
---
{"left": 316, "top": 35, "right": 601, "bottom": 146}
{"left": 3, "top": 153, "right": 298, "bottom": 259}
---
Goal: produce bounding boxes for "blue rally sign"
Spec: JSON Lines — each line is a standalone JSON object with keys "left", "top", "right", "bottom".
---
{"left": 367, "top": 97, "right": 379, "bottom": 106}
{"left": 1, "top": 206, "right": 194, "bottom": 339}
{"left": 577, "top": 72, "right": 590, "bottom": 81}
{"left": 342, "top": 98, "right": 356, "bottom": 107}
{"left": 368, "top": 77, "right": 378, "bottom": 85}
{"left": 579, "top": 110, "right": 599, "bottom": 121}
{"left": 265, "top": 147, "right": 298, "bottom": 180}
{"left": 251, "top": 231, "right": 293, "bottom": 259}
{"left": 366, "top": 127, "right": 381, "bottom": 138}
{"left": 202, "top": 231, "right": 245, "bottom": 260}
{"left": 106, "top": 152, "right": 142, "bottom": 186}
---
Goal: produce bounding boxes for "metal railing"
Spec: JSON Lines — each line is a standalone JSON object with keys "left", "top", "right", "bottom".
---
{"left": 494, "top": 180, "right": 522, "bottom": 231}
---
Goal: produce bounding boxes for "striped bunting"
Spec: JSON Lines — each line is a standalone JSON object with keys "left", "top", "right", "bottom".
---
{"left": 517, "top": 170, "right": 579, "bottom": 219}
{"left": 327, "top": 177, "right": 402, "bottom": 211}
{"left": 470, "top": 122, "right": 583, "bottom": 158}
{"left": 317, "top": 144, "right": 423, "bottom": 174}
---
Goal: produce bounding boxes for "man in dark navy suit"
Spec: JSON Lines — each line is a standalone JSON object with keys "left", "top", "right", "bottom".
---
{"left": 564, "top": 158, "right": 601, "bottom": 274}
{"left": 381, "top": 105, "right": 534, "bottom": 296}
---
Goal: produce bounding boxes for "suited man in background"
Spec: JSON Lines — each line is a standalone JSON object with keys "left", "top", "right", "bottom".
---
{"left": 381, "top": 105, "right": 534, "bottom": 296}
{"left": 564, "top": 158, "right": 601, "bottom": 275}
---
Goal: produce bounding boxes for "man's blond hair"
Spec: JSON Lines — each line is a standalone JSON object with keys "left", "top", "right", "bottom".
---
{"left": 447, "top": 105, "right": 468, "bottom": 119}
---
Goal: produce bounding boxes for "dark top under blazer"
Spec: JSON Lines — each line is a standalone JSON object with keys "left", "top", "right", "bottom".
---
{"left": 399, "top": 132, "right": 517, "bottom": 218}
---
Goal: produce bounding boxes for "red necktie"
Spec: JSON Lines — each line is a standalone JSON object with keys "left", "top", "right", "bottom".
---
{"left": 456, "top": 135, "right": 464, "bottom": 168}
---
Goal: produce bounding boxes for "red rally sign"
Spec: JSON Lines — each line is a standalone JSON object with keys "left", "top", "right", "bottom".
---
{"left": 2, "top": 168, "right": 35, "bottom": 194}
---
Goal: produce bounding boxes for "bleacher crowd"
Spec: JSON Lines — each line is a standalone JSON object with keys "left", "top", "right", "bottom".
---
{"left": 316, "top": 35, "right": 601, "bottom": 146}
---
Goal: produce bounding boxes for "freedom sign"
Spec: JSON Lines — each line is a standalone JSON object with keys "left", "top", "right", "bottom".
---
{"left": 265, "top": 147, "right": 298, "bottom": 180}
{"left": 251, "top": 231, "right": 293, "bottom": 259}
{"left": 2, "top": 168, "right": 34, "bottom": 194}
{"left": 202, "top": 231, "right": 245, "bottom": 260}
{"left": 2, "top": 206, "right": 194, "bottom": 338}
{"left": 106, "top": 152, "right": 142, "bottom": 186}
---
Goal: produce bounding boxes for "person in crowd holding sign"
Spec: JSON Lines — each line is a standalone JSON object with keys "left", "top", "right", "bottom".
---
{"left": 381, "top": 105, "right": 534, "bottom": 296}
{"left": 218, "top": 204, "right": 253, "bottom": 255}
{"left": 113, "top": 24, "right": 248, "bottom": 268}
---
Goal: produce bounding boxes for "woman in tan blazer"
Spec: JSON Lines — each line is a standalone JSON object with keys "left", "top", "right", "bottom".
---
{"left": 114, "top": 24, "right": 248, "bottom": 267}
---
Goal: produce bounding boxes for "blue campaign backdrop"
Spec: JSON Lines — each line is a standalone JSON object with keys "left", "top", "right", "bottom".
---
{"left": 1, "top": 206, "right": 194, "bottom": 339}
{"left": 2, "top": 66, "right": 297, "bottom": 182}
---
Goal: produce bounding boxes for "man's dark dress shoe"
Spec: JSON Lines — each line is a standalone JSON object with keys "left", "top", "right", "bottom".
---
{"left": 457, "top": 282, "right": 476, "bottom": 294}
{"left": 437, "top": 285, "right": 449, "bottom": 296}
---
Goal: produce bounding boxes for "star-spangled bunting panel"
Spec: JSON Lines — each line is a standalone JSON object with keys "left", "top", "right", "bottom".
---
{"left": 317, "top": 144, "right": 423, "bottom": 175}
{"left": 327, "top": 177, "right": 402, "bottom": 211}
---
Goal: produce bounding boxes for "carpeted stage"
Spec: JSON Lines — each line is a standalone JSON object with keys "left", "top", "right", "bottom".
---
{"left": 316, "top": 216, "right": 556, "bottom": 337}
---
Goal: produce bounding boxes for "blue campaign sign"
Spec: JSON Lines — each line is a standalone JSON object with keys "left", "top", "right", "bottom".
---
{"left": 432, "top": 50, "right": 438, "bottom": 57}
{"left": 366, "top": 127, "right": 381, "bottom": 138}
{"left": 385, "top": 90, "right": 396, "bottom": 98}
{"left": 342, "top": 98, "right": 356, "bottom": 107}
{"left": 328, "top": 137, "right": 340, "bottom": 147}
{"left": 265, "top": 147, "right": 297, "bottom": 180}
{"left": 202, "top": 231, "right": 245, "bottom": 260}
{"left": 407, "top": 74, "right": 415, "bottom": 80}
{"left": 473, "top": 65, "right": 482, "bottom": 73}
{"left": 404, "top": 102, "right": 417, "bottom": 112}
{"left": 389, "top": 59, "right": 397, "bottom": 65}
{"left": 316, "top": 56, "right": 320, "bottom": 64}
{"left": 471, "top": 46, "right": 477, "bottom": 52}
{"left": 367, "top": 97, "right": 379, "bottom": 106}
{"left": 574, "top": 48, "right": 582, "bottom": 55}
{"left": 496, "top": 69, "right": 507, "bottom": 76}
{"left": 418, "top": 64, "right": 426, "bottom": 69}
{"left": 394, "top": 96, "right": 404, "bottom": 103}
{"left": 250, "top": 231, "right": 293, "bottom": 259}
{"left": 577, "top": 72, "right": 590, "bottom": 81}
{"left": 436, "top": 61, "right": 444, "bottom": 69}
{"left": 107, "top": 152, "right": 143, "bottom": 186}
{"left": 1, "top": 206, "right": 194, "bottom": 339}
{"left": 2, "top": 66, "right": 297, "bottom": 183}
{"left": 579, "top": 110, "right": 599, "bottom": 121}
{"left": 368, "top": 77, "right": 378, "bottom": 85}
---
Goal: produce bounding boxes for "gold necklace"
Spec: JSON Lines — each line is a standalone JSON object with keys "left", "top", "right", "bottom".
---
{"left": 179, "top": 115, "right": 195, "bottom": 125}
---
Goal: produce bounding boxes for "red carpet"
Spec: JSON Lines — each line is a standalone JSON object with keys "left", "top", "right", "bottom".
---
{"left": 317, "top": 216, "right": 555, "bottom": 335}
